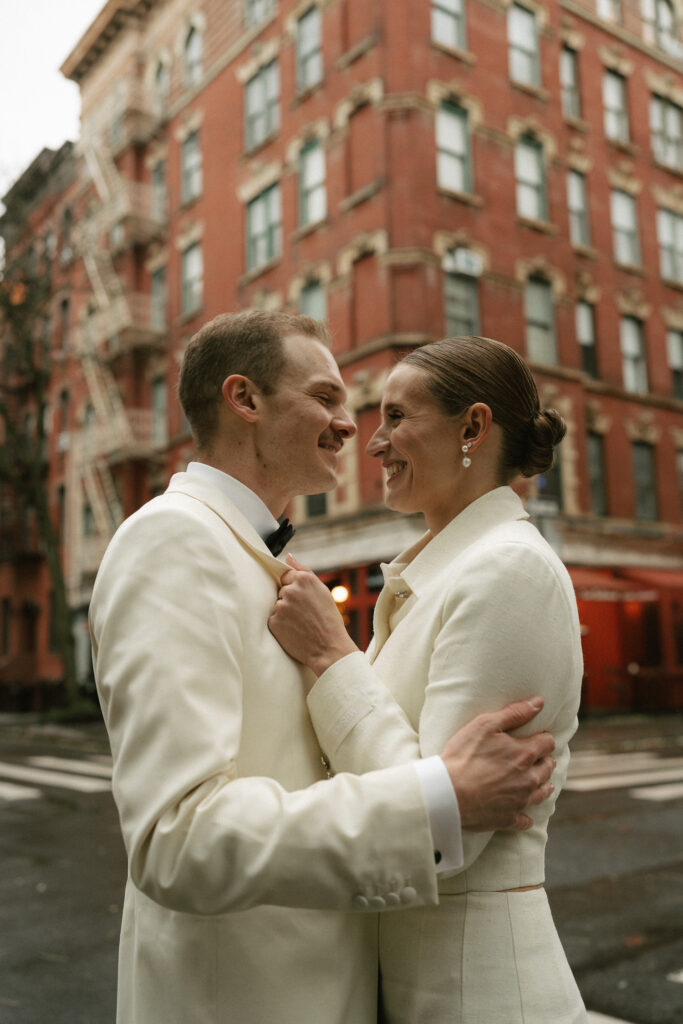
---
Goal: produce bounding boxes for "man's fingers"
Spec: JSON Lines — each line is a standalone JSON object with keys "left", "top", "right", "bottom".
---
{"left": 488, "top": 697, "right": 545, "bottom": 733}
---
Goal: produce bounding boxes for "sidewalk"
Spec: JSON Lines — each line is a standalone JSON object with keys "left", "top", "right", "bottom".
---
{"left": 1, "top": 710, "right": 683, "bottom": 756}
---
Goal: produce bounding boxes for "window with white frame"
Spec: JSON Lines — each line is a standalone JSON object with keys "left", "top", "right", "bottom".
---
{"left": 620, "top": 316, "right": 648, "bottom": 393}
{"left": 632, "top": 441, "right": 657, "bottom": 521}
{"left": 183, "top": 26, "right": 203, "bottom": 87}
{"left": 515, "top": 137, "right": 546, "bottom": 221}
{"left": 299, "top": 280, "right": 327, "bottom": 321}
{"left": 181, "top": 242, "right": 203, "bottom": 315}
{"left": 153, "top": 59, "right": 171, "bottom": 110}
{"left": 436, "top": 102, "right": 472, "bottom": 193}
{"left": 246, "top": 183, "right": 282, "bottom": 270}
{"left": 642, "top": 0, "right": 677, "bottom": 49}
{"left": 296, "top": 7, "right": 323, "bottom": 92}
{"left": 151, "top": 266, "right": 167, "bottom": 331}
{"left": 587, "top": 432, "right": 608, "bottom": 515}
{"left": 576, "top": 300, "right": 598, "bottom": 377}
{"left": 602, "top": 70, "right": 629, "bottom": 142}
{"left": 431, "top": 0, "right": 466, "bottom": 51}
{"left": 151, "top": 377, "right": 167, "bottom": 446}
{"left": 151, "top": 160, "right": 167, "bottom": 220}
{"left": 657, "top": 208, "right": 683, "bottom": 283}
{"left": 597, "top": 0, "right": 622, "bottom": 22}
{"left": 299, "top": 140, "right": 326, "bottom": 226}
{"left": 650, "top": 96, "right": 683, "bottom": 169}
{"left": 667, "top": 329, "right": 683, "bottom": 400}
{"left": 560, "top": 47, "right": 581, "bottom": 118}
{"left": 245, "top": 0, "right": 275, "bottom": 28}
{"left": 508, "top": 4, "right": 540, "bottom": 87}
{"left": 524, "top": 278, "right": 556, "bottom": 364}
{"left": 181, "top": 131, "right": 202, "bottom": 204}
{"left": 245, "top": 60, "right": 280, "bottom": 150}
{"left": 444, "top": 272, "right": 479, "bottom": 336}
{"left": 610, "top": 190, "right": 640, "bottom": 266}
{"left": 567, "top": 170, "right": 590, "bottom": 247}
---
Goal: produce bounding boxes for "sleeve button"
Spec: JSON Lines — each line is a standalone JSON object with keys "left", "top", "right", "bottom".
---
{"left": 400, "top": 886, "right": 417, "bottom": 904}
{"left": 352, "top": 894, "right": 369, "bottom": 910}
{"left": 369, "top": 895, "right": 386, "bottom": 910}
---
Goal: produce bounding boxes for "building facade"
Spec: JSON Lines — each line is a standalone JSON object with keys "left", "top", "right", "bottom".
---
{"left": 1, "top": 0, "right": 682, "bottom": 711}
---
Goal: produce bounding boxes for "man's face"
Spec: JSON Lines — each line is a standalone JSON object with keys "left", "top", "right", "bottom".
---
{"left": 256, "top": 333, "right": 356, "bottom": 503}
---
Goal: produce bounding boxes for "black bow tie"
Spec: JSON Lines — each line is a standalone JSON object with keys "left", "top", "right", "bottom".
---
{"left": 265, "top": 518, "right": 295, "bottom": 556}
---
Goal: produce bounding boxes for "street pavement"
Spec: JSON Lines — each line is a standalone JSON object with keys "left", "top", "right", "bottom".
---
{"left": 1, "top": 710, "right": 682, "bottom": 1023}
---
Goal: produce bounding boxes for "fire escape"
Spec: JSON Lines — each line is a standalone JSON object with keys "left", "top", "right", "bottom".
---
{"left": 67, "top": 76, "right": 168, "bottom": 603}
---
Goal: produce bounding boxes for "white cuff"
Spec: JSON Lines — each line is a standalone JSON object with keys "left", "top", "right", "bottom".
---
{"left": 413, "top": 756, "right": 464, "bottom": 875}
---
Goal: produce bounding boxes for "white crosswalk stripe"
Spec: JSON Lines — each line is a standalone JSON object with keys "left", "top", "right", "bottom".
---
{"left": 0, "top": 756, "right": 112, "bottom": 799}
{"left": 566, "top": 750, "right": 683, "bottom": 801}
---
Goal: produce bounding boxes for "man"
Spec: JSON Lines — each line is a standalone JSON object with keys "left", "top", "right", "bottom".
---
{"left": 90, "top": 311, "right": 555, "bottom": 1024}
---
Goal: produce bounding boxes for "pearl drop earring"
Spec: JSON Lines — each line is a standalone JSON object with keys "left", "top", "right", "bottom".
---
{"left": 462, "top": 442, "right": 473, "bottom": 468}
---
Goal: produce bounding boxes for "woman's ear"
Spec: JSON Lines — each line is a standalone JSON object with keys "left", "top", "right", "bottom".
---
{"left": 221, "top": 375, "right": 260, "bottom": 423}
{"left": 463, "top": 403, "right": 493, "bottom": 449}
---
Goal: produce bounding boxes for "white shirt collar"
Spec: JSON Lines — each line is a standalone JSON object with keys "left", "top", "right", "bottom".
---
{"left": 186, "top": 462, "right": 279, "bottom": 539}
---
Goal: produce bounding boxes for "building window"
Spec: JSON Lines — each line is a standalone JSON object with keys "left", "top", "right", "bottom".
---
{"left": 245, "top": 0, "right": 274, "bottom": 27}
{"left": 299, "top": 140, "right": 326, "bottom": 227}
{"left": 305, "top": 493, "right": 328, "bottom": 517}
{"left": 515, "top": 137, "right": 546, "bottom": 221}
{"left": 508, "top": 4, "right": 540, "bottom": 87}
{"left": 643, "top": 0, "right": 677, "bottom": 50}
{"left": 610, "top": 190, "right": 640, "bottom": 266}
{"left": 667, "top": 329, "right": 683, "bottom": 400}
{"left": 597, "top": 0, "right": 622, "bottom": 22}
{"left": 657, "top": 208, "right": 683, "bottom": 284}
{"left": 560, "top": 47, "right": 581, "bottom": 118}
{"left": 620, "top": 317, "right": 648, "bottom": 393}
{"left": 576, "top": 301, "right": 598, "bottom": 377}
{"left": 524, "top": 278, "right": 556, "bottom": 364}
{"left": 603, "top": 71, "right": 629, "bottom": 143}
{"left": 183, "top": 26, "right": 203, "bottom": 87}
{"left": 436, "top": 102, "right": 472, "bottom": 194}
{"left": 181, "top": 131, "right": 202, "bottom": 204}
{"left": 83, "top": 503, "right": 96, "bottom": 538}
{"left": 181, "top": 243, "right": 203, "bottom": 315}
{"left": 151, "top": 378, "right": 167, "bottom": 446}
{"left": 444, "top": 272, "right": 479, "bottom": 336}
{"left": 587, "top": 432, "right": 608, "bottom": 516}
{"left": 567, "top": 170, "right": 590, "bottom": 247}
{"left": 299, "top": 280, "right": 327, "bottom": 321}
{"left": 246, "top": 184, "right": 282, "bottom": 270}
{"left": 245, "top": 60, "right": 280, "bottom": 150}
{"left": 632, "top": 442, "right": 657, "bottom": 521}
{"left": 678, "top": 449, "right": 683, "bottom": 518}
{"left": 650, "top": 96, "right": 683, "bottom": 170}
{"left": 431, "top": 0, "right": 466, "bottom": 51}
{"left": 59, "top": 297, "right": 70, "bottom": 348}
{"left": 151, "top": 266, "right": 167, "bottom": 331}
{"left": 296, "top": 7, "right": 323, "bottom": 93}
{"left": 153, "top": 59, "right": 171, "bottom": 111}
{"left": 151, "top": 160, "right": 167, "bottom": 220}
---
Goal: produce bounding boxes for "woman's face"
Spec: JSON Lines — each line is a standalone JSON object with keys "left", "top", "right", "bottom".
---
{"left": 367, "top": 363, "right": 467, "bottom": 532}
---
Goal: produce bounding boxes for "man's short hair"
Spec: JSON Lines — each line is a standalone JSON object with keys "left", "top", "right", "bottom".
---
{"left": 178, "top": 310, "right": 330, "bottom": 450}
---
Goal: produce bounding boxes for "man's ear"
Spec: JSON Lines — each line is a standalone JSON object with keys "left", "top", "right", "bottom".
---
{"left": 221, "top": 375, "right": 261, "bottom": 423}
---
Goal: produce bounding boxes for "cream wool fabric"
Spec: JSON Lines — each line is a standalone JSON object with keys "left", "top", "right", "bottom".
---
{"left": 307, "top": 486, "right": 588, "bottom": 1023}
{"left": 89, "top": 472, "right": 439, "bottom": 1024}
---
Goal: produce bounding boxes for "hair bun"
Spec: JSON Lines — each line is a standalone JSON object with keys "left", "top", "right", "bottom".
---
{"left": 521, "top": 408, "right": 567, "bottom": 478}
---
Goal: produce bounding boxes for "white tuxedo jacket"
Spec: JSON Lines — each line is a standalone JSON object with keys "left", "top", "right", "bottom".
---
{"left": 89, "top": 472, "right": 438, "bottom": 1024}
{"left": 305, "top": 487, "right": 586, "bottom": 1022}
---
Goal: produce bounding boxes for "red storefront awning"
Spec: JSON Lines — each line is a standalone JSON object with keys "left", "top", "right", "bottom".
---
{"left": 568, "top": 567, "right": 659, "bottom": 602}
{"left": 618, "top": 569, "right": 683, "bottom": 593}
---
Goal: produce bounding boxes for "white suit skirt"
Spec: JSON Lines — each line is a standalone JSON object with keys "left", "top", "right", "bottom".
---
{"left": 379, "top": 888, "right": 587, "bottom": 1024}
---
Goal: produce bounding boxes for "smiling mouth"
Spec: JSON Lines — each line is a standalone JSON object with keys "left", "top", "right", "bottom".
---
{"left": 386, "top": 461, "right": 406, "bottom": 480}
{"left": 319, "top": 441, "right": 341, "bottom": 454}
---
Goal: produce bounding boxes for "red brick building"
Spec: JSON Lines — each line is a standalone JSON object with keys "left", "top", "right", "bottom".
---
{"left": 1, "top": 0, "right": 682, "bottom": 711}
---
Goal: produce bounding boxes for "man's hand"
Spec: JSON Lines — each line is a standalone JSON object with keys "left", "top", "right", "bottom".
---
{"left": 440, "top": 699, "right": 556, "bottom": 832}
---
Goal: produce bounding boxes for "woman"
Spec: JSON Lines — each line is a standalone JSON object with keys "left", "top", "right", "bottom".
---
{"left": 269, "top": 336, "right": 587, "bottom": 1023}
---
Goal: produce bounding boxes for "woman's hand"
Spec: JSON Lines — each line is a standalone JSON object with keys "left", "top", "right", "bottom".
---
{"left": 268, "top": 555, "right": 359, "bottom": 683}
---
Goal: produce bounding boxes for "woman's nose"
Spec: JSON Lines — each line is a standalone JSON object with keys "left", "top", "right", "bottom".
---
{"left": 366, "top": 425, "right": 388, "bottom": 457}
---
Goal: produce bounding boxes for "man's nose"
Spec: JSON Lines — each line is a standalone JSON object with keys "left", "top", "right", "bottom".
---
{"left": 333, "top": 407, "right": 357, "bottom": 439}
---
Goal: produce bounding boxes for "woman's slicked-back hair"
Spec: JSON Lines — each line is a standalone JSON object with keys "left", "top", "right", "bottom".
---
{"left": 178, "top": 310, "right": 330, "bottom": 450}
{"left": 403, "top": 336, "right": 566, "bottom": 480}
